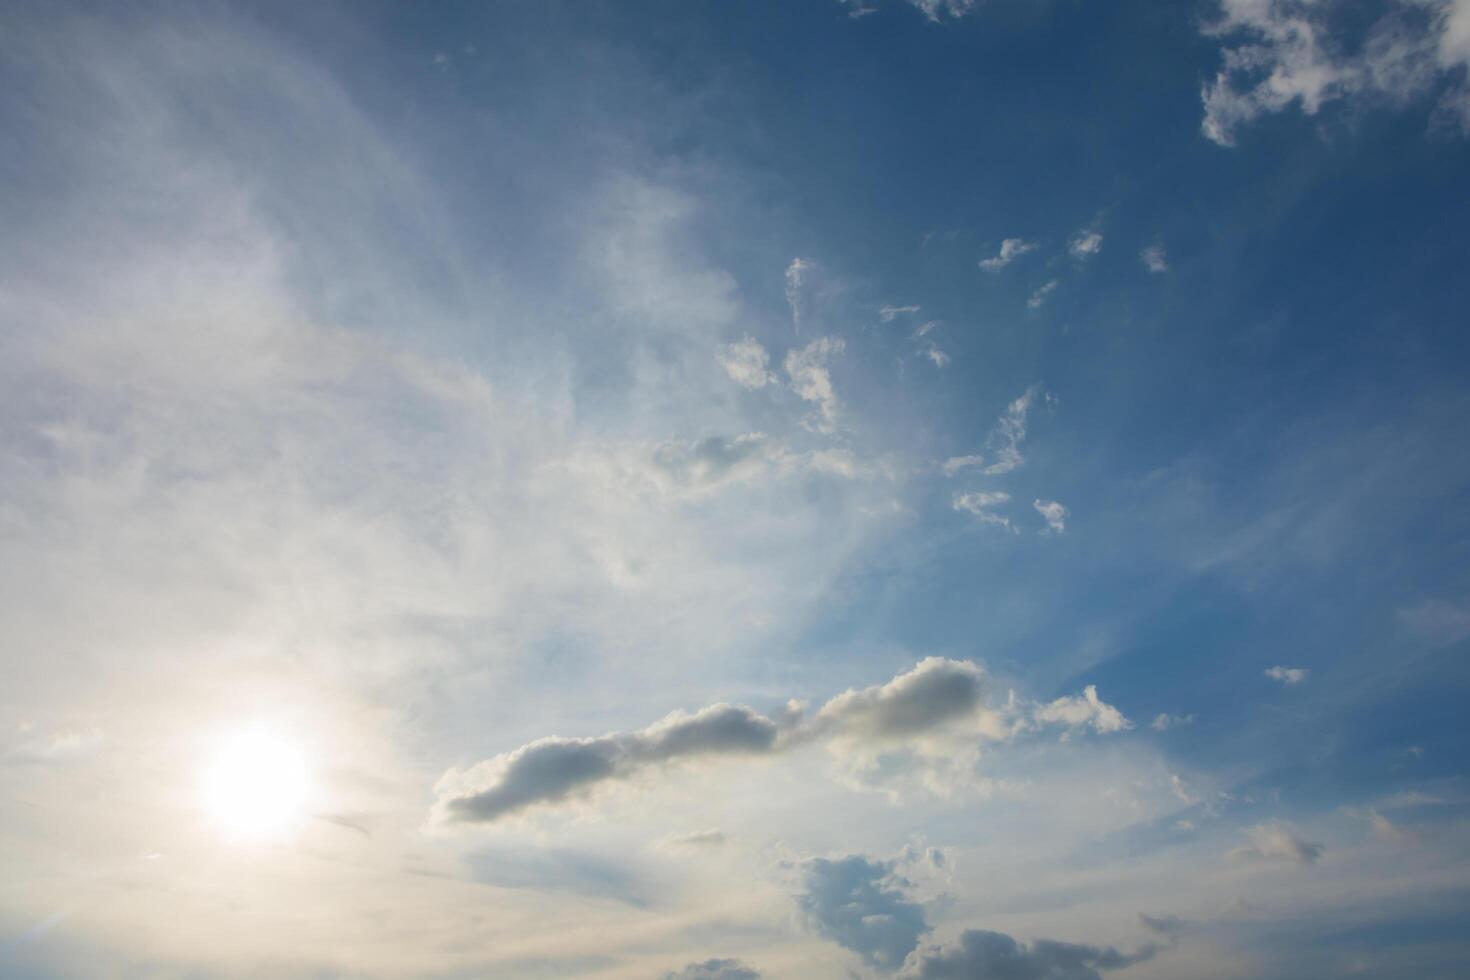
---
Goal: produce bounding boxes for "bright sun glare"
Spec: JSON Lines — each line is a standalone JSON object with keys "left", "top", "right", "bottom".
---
{"left": 202, "top": 727, "right": 310, "bottom": 840}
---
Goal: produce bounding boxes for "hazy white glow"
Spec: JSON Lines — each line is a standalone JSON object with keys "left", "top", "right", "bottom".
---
{"left": 202, "top": 727, "right": 309, "bottom": 840}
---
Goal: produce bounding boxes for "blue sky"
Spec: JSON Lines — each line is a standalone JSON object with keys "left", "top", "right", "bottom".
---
{"left": 2, "top": 1, "right": 1470, "bottom": 978}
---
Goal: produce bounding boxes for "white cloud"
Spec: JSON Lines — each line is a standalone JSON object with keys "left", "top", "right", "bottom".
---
{"left": 1151, "top": 712, "right": 1195, "bottom": 731}
{"left": 1068, "top": 228, "right": 1103, "bottom": 258}
{"left": 923, "top": 344, "right": 951, "bottom": 368}
{"left": 1265, "top": 665, "right": 1309, "bottom": 685}
{"left": 1027, "top": 279, "right": 1058, "bottom": 309}
{"left": 941, "top": 454, "right": 986, "bottom": 476}
{"left": 717, "top": 336, "right": 776, "bottom": 389}
{"left": 953, "top": 490, "right": 1012, "bottom": 528}
{"left": 1228, "top": 822, "right": 1324, "bottom": 864}
{"left": 906, "top": 0, "right": 979, "bottom": 23}
{"left": 979, "top": 237, "right": 1037, "bottom": 272}
{"left": 1032, "top": 685, "right": 1132, "bottom": 736}
{"left": 1141, "top": 243, "right": 1169, "bottom": 273}
{"left": 1200, "top": 0, "right": 1470, "bottom": 146}
{"left": 879, "top": 304, "right": 921, "bottom": 322}
{"left": 1033, "top": 498, "right": 1068, "bottom": 534}
{"left": 785, "top": 257, "right": 812, "bottom": 334}
{"left": 784, "top": 336, "right": 845, "bottom": 433}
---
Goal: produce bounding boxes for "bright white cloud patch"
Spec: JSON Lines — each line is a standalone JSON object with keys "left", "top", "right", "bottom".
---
{"left": 1201, "top": 0, "right": 1470, "bottom": 145}
{"left": 953, "top": 490, "right": 1012, "bottom": 528}
{"left": 1265, "top": 665, "right": 1309, "bottom": 685}
{"left": 784, "top": 336, "right": 846, "bottom": 432}
{"left": 907, "top": 0, "right": 979, "bottom": 23}
{"left": 1032, "top": 685, "right": 1132, "bottom": 737}
{"left": 1068, "top": 228, "right": 1103, "bottom": 258}
{"left": 979, "top": 237, "right": 1037, "bottom": 272}
{"left": 1034, "top": 498, "right": 1068, "bottom": 533}
{"left": 717, "top": 336, "right": 776, "bottom": 389}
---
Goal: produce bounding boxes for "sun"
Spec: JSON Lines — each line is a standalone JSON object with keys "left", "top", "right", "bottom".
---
{"left": 202, "top": 726, "right": 310, "bottom": 840}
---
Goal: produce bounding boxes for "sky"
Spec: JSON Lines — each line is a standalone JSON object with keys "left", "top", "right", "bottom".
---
{"left": 2, "top": 1, "right": 1470, "bottom": 977}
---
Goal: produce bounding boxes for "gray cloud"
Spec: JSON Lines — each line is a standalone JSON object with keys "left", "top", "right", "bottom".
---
{"left": 905, "top": 928, "right": 1158, "bottom": 979}
{"left": 662, "top": 959, "right": 762, "bottom": 980}
{"left": 1138, "top": 913, "right": 1189, "bottom": 938}
{"left": 816, "top": 657, "right": 987, "bottom": 739}
{"left": 436, "top": 658, "right": 1128, "bottom": 823}
{"left": 798, "top": 855, "right": 930, "bottom": 971}
{"left": 438, "top": 704, "right": 779, "bottom": 823}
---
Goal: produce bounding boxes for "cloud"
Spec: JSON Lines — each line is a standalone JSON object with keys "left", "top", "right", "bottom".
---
{"left": 1068, "top": 229, "right": 1103, "bottom": 259}
{"left": 785, "top": 336, "right": 846, "bottom": 433}
{"left": 1140, "top": 244, "right": 1168, "bottom": 273}
{"left": 1200, "top": 0, "right": 1470, "bottom": 146}
{"left": 907, "top": 0, "right": 979, "bottom": 23}
{"left": 662, "top": 959, "right": 762, "bottom": 980}
{"left": 1150, "top": 712, "right": 1195, "bottom": 731}
{"left": 1265, "top": 666, "right": 1309, "bottom": 685}
{"left": 950, "top": 385, "right": 1051, "bottom": 478}
{"left": 1032, "top": 685, "right": 1132, "bottom": 737}
{"left": 718, "top": 336, "right": 776, "bottom": 389}
{"left": 816, "top": 657, "right": 988, "bottom": 740}
{"left": 881, "top": 304, "right": 922, "bottom": 322}
{"left": 1398, "top": 596, "right": 1470, "bottom": 646}
{"left": 942, "top": 454, "right": 987, "bottom": 476}
{"left": 785, "top": 257, "right": 812, "bottom": 334}
{"left": 1228, "top": 822, "right": 1324, "bottom": 864}
{"left": 1027, "top": 280, "right": 1058, "bottom": 309}
{"left": 979, "top": 238, "right": 1037, "bottom": 272}
{"left": 1138, "top": 913, "right": 1189, "bottom": 938}
{"left": 798, "top": 855, "right": 930, "bottom": 971}
{"left": 905, "top": 928, "right": 1158, "bottom": 979}
{"left": 924, "top": 344, "right": 952, "bottom": 368}
{"left": 954, "top": 491, "right": 1012, "bottom": 529}
{"left": 435, "top": 659, "right": 1129, "bottom": 822}
{"left": 658, "top": 828, "right": 730, "bottom": 851}
{"left": 1034, "top": 499, "right": 1068, "bottom": 534}
{"left": 435, "top": 703, "right": 782, "bottom": 823}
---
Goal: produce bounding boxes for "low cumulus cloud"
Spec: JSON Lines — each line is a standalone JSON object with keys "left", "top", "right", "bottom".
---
{"left": 1031, "top": 686, "right": 1132, "bottom": 737}
{"left": 435, "top": 658, "right": 1129, "bottom": 823}
{"left": 906, "top": 929, "right": 1158, "bottom": 979}
{"left": 661, "top": 959, "right": 762, "bottom": 980}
